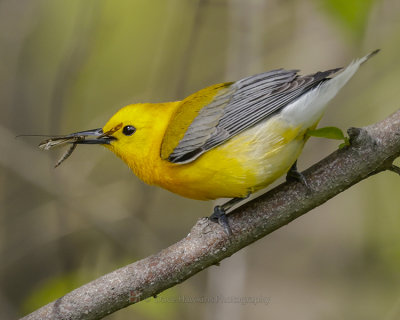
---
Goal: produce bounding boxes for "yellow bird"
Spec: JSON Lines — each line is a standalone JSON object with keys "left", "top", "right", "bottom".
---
{"left": 39, "top": 50, "right": 379, "bottom": 235}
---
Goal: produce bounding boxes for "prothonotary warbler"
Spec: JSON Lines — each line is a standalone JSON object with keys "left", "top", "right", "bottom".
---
{"left": 39, "top": 50, "right": 379, "bottom": 235}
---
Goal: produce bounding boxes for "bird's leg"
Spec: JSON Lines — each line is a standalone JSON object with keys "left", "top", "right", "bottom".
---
{"left": 286, "top": 160, "right": 310, "bottom": 190}
{"left": 209, "top": 196, "right": 248, "bottom": 236}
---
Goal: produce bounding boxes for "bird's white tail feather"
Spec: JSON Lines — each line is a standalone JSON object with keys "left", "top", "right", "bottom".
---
{"left": 281, "top": 50, "right": 379, "bottom": 128}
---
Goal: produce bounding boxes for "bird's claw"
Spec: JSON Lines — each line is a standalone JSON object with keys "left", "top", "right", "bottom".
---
{"left": 286, "top": 161, "right": 311, "bottom": 193}
{"left": 209, "top": 205, "right": 233, "bottom": 236}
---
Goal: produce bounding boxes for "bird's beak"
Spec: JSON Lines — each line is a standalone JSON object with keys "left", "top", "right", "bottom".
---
{"left": 39, "top": 128, "right": 116, "bottom": 150}
{"left": 72, "top": 128, "right": 117, "bottom": 145}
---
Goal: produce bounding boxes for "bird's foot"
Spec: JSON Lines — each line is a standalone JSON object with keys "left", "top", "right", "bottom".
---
{"left": 286, "top": 160, "right": 311, "bottom": 192}
{"left": 209, "top": 205, "right": 233, "bottom": 236}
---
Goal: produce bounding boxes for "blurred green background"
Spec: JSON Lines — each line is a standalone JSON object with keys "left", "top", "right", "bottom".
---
{"left": 1, "top": 0, "right": 400, "bottom": 319}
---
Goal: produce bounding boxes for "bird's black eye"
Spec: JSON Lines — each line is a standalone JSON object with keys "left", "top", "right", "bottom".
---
{"left": 122, "top": 125, "right": 136, "bottom": 136}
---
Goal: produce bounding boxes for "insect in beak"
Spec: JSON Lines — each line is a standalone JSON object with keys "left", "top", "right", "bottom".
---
{"left": 38, "top": 128, "right": 117, "bottom": 150}
{"left": 38, "top": 126, "right": 119, "bottom": 167}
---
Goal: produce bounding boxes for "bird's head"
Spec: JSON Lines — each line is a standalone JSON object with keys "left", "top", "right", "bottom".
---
{"left": 101, "top": 103, "right": 166, "bottom": 162}
{"left": 39, "top": 103, "right": 177, "bottom": 170}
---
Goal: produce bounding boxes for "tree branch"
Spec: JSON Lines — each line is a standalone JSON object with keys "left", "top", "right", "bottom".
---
{"left": 21, "top": 110, "right": 400, "bottom": 320}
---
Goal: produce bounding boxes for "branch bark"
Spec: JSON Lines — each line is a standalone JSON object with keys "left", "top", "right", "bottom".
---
{"left": 21, "top": 109, "right": 400, "bottom": 320}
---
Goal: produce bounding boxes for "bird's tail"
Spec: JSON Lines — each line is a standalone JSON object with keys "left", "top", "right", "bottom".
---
{"left": 281, "top": 50, "right": 380, "bottom": 128}
{"left": 323, "top": 49, "right": 380, "bottom": 98}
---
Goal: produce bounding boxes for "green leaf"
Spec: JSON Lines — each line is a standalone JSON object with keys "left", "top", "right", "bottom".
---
{"left": 339, "top": 137, "right": 350, "bottom": 149}
{"left": 307, "top": 126, "right": 350, "bottom": 148}
{"left": 307, "top": 126, "right": 345, "bottom": 140}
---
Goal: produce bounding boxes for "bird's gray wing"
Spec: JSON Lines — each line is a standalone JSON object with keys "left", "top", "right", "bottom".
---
{"left": 164, "top": 67, "right": 341, "bottom": 164}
